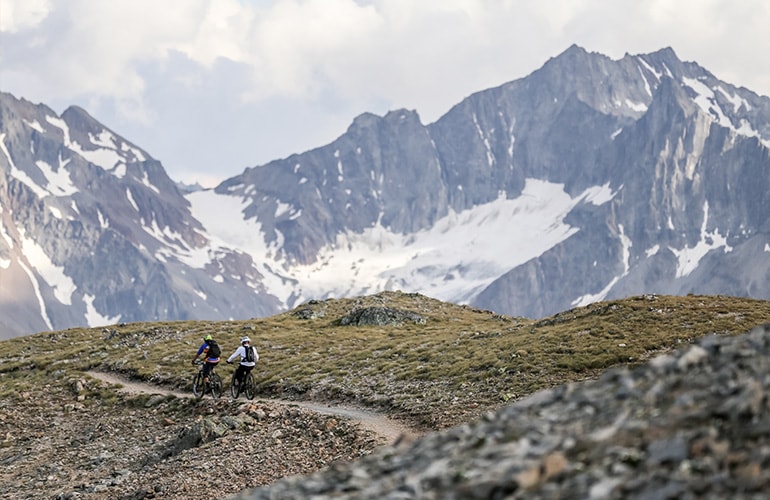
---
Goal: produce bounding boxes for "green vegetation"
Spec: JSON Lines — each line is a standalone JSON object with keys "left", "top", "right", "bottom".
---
{"left": 2, "top": 292, "right": 770, "bottom": 430}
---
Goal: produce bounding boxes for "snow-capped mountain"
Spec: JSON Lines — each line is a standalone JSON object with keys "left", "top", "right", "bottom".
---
{"left": 0, "top": 98, "right": 279, "bottom": 338}
{"left": 1, "top": 45, "right": 769, "bottom": 338}
{"left": 193, "top": 45, "right": 770, "bottom": 317}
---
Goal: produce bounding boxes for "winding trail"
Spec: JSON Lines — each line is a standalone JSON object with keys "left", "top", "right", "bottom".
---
{"left": 86, "top": 371, "right": 418, "bottom": 445}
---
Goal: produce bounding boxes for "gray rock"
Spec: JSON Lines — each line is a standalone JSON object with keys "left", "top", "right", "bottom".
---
{"left": 234, "top": 323, "right": 770, "bottom": 499}
{"left": 339, "top": 307, "right": 426, "bottom": 326}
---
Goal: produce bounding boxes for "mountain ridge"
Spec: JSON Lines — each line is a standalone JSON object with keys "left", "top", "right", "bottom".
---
{"left": 1, "top": 44, "right": 769, "bottom": 338}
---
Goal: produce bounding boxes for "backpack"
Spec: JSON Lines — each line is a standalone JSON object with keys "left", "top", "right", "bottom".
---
{"left": 244, "top": 345, "right": 255, "bottom": 363}
{"left": 206, "top": 339, "right": 221, "bottom": 358}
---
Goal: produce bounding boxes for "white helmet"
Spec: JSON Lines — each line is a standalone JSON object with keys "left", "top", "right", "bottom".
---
{"left": 240, "top": 336, "right": 251, "bottom": 344}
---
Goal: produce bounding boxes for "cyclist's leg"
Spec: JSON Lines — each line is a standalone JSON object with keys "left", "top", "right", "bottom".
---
{"left": 202, "top": 360, "right": 213, "bottom": 383}
{"left": 235, "top": 364, "right": 245, "bottom": 385}
{"left": 242, "top": 365, "right": 255, "bottom": 399}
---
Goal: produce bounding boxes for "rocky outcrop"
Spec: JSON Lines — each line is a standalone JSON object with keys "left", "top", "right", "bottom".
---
{"left": 234, "top": 323, "right": 770, "bottom": 499}
{"left": 339, "top": 306, "right": 426, "bottom": 326}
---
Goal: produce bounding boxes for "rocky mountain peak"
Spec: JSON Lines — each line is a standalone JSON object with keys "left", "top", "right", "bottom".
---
{"left": 61, "top": 104, "right": 104, "bottom": 133}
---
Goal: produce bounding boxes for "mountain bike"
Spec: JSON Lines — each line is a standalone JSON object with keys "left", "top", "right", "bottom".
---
{"left": 230, "top": 368, "right": 256, "bottom": 400}
{"left": 192, "top": 361, "right": 222, "bottom": 399}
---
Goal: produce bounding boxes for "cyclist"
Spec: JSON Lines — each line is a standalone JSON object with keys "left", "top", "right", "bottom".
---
{"left": 226, "top": 336, "right": 259, "bottom": 388}
{"left": 192, "top": 334, "right": 221, "bottom": 384}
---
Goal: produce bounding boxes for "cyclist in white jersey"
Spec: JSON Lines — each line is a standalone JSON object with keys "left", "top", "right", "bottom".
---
{"left": 226, "top": 336, "right": 259, "bottom": 387}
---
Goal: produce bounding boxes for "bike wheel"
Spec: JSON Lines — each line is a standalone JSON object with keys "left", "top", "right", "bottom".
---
{"left": 192, "top": 372, "right": 205, "bottom": 399}
{"left": 244, "top": 373, "right": 255, "bottom": 400}
{"left": 210, "top": 373, "right": 222, "bottom": 399}
{"left": 230, "top": 373, "right": 241, "bottom": 399}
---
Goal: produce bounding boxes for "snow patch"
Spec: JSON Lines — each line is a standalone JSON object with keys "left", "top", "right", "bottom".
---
{"left": 2, "top": 133, "right": 48, "bottom": 198}
{"left": 20, "top": 230, "right": 76, "bottom": 305}
{"left": 113, "top": 163, "right": 127, "bottom": 178}
{"left": 18, "top": 260, "right": 53, "bottom": 330}
{"left": 680, "top": 76, "right": 764, "bottom": 148}
{"left": 45, "top": 115, "right": 71, "bottom": 144}
{"left": 84, "top": 293, "right": 120, "bottom": 327}
{"left": 97, "top": 209, "right": 109, "bottom": 228}
{"left": 625, "top": 99, "right": 647, "bottom": 112}
{"left": 637, "top": 57, "right": 662, "bottom": 81}
{"left": 275, "top": 201, "right": 293, "bottom": 218}
{"left": 581, "top": 182, "right": 617, "bottom": 206}
{"left": 638, "top": 66, "right": 652, "bottom": 96}
{"left": 716, "top": 86, "right": 750, "bottom": 112}
{"left": 289, "top": 179, "right": 595, "bottom": 305}
{"left": 572, "top": 224, "right": 632, "bottom": 307}
{"left": 140, "top": 170, "right": 160, "bottom": 194}
{"left": 126, "top": 188, "right": 139, "bottom": 211}
{"left": 669, "top": 201, "right": 732, "bottom": 278}
{"left": 24, "top": 119, "right": 45, "bottom": 133}
{"left": 69, "top": 141, "right": 122, "bottom": 170}
{"left": 0, "top": 216, "right": 14, "bottom": 250}
{"left": 35, "top": 159, "right": 78, "bottom": 196}
{"left": 187, "top": 189, "right": 290, "bottom": 300}
{"left": 119, "top": 141, "right": 146, "bottom": 162}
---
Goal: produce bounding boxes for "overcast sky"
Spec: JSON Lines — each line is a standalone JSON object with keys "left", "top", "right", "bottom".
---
{"left": 2, "top": 0, "right": 769, "bottom": 188}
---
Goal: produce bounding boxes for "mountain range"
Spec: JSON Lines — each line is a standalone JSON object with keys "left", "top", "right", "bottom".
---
{"left": 1, "top": 44, "right": 769, "bottom": 338}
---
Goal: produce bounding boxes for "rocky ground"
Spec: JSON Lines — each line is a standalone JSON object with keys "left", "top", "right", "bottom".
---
{"left": 233, "top": 323, "right": 770, "bottom": 499}
{"left": 0, "top": 375, "right": 398, "bottom": 499}
{"left": 3, "top": 294, "right": 770, "bottom": 499}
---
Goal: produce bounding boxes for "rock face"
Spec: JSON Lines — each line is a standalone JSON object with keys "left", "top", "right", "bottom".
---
{"left": 223, "top": 45, "right": 750, "bottom": 315}
{"left": 0, "top": 94, "right": 281, "bottom": 339}
{"left": 218, "top": 45, "right": 770, "bottom": 320}
{"left": 233, "top": 323, "right": 770, "bottom": 499}
{"left": 2, "top": 44, "right": 769, "bottom": 338}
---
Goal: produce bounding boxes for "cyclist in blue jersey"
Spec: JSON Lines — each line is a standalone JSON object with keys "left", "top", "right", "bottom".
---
{"left": 191, "top": 334, "right": 221, "bottom": 384}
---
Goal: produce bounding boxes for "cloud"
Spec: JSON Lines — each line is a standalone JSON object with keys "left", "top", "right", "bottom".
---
{"left": 1, "top": 0, "right": 768, "bottom": 185}
{"left": 4, "top": 0, "right": 768, "bottom": 109}
{"left": 0, "top": 0, "right": 51, "bottom": 32}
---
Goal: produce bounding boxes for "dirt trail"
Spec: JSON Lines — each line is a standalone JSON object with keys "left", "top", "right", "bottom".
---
{"left": 86, "top": 371, "right": 418, "bottom": 445}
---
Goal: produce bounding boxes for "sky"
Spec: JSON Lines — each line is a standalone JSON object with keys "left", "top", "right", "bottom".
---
{"left": 1, "top": 0, "right": 769, "bottom": 188}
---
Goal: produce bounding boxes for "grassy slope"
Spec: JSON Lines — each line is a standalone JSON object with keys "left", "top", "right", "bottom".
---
{"left": 3, "top": 292, "right": 770, "bottom": 430}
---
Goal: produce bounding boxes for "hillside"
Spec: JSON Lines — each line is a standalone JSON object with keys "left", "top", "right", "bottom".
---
{"left": 2, "top": 292, "right": 770, "bottom": 498}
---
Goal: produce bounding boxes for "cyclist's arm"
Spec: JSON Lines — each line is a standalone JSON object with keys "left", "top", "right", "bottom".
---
{"left": 192, "top": 343, "right": 206, "bottom": 364}
{"left": 227, "top": 347, "right": 243, "bottom": 364}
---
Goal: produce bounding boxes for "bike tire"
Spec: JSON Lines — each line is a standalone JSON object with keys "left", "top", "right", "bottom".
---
{"left": 210, "top": 373, "right": 222, "bottom": 399}
{"left": 230, "top": 373, "right": 241, "bottom": 399}
{"left": 244, "top": 373, "right": 255, "bottom": 400}
{"left": 192, "top": 372, "right": 205, "bottom": 399}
